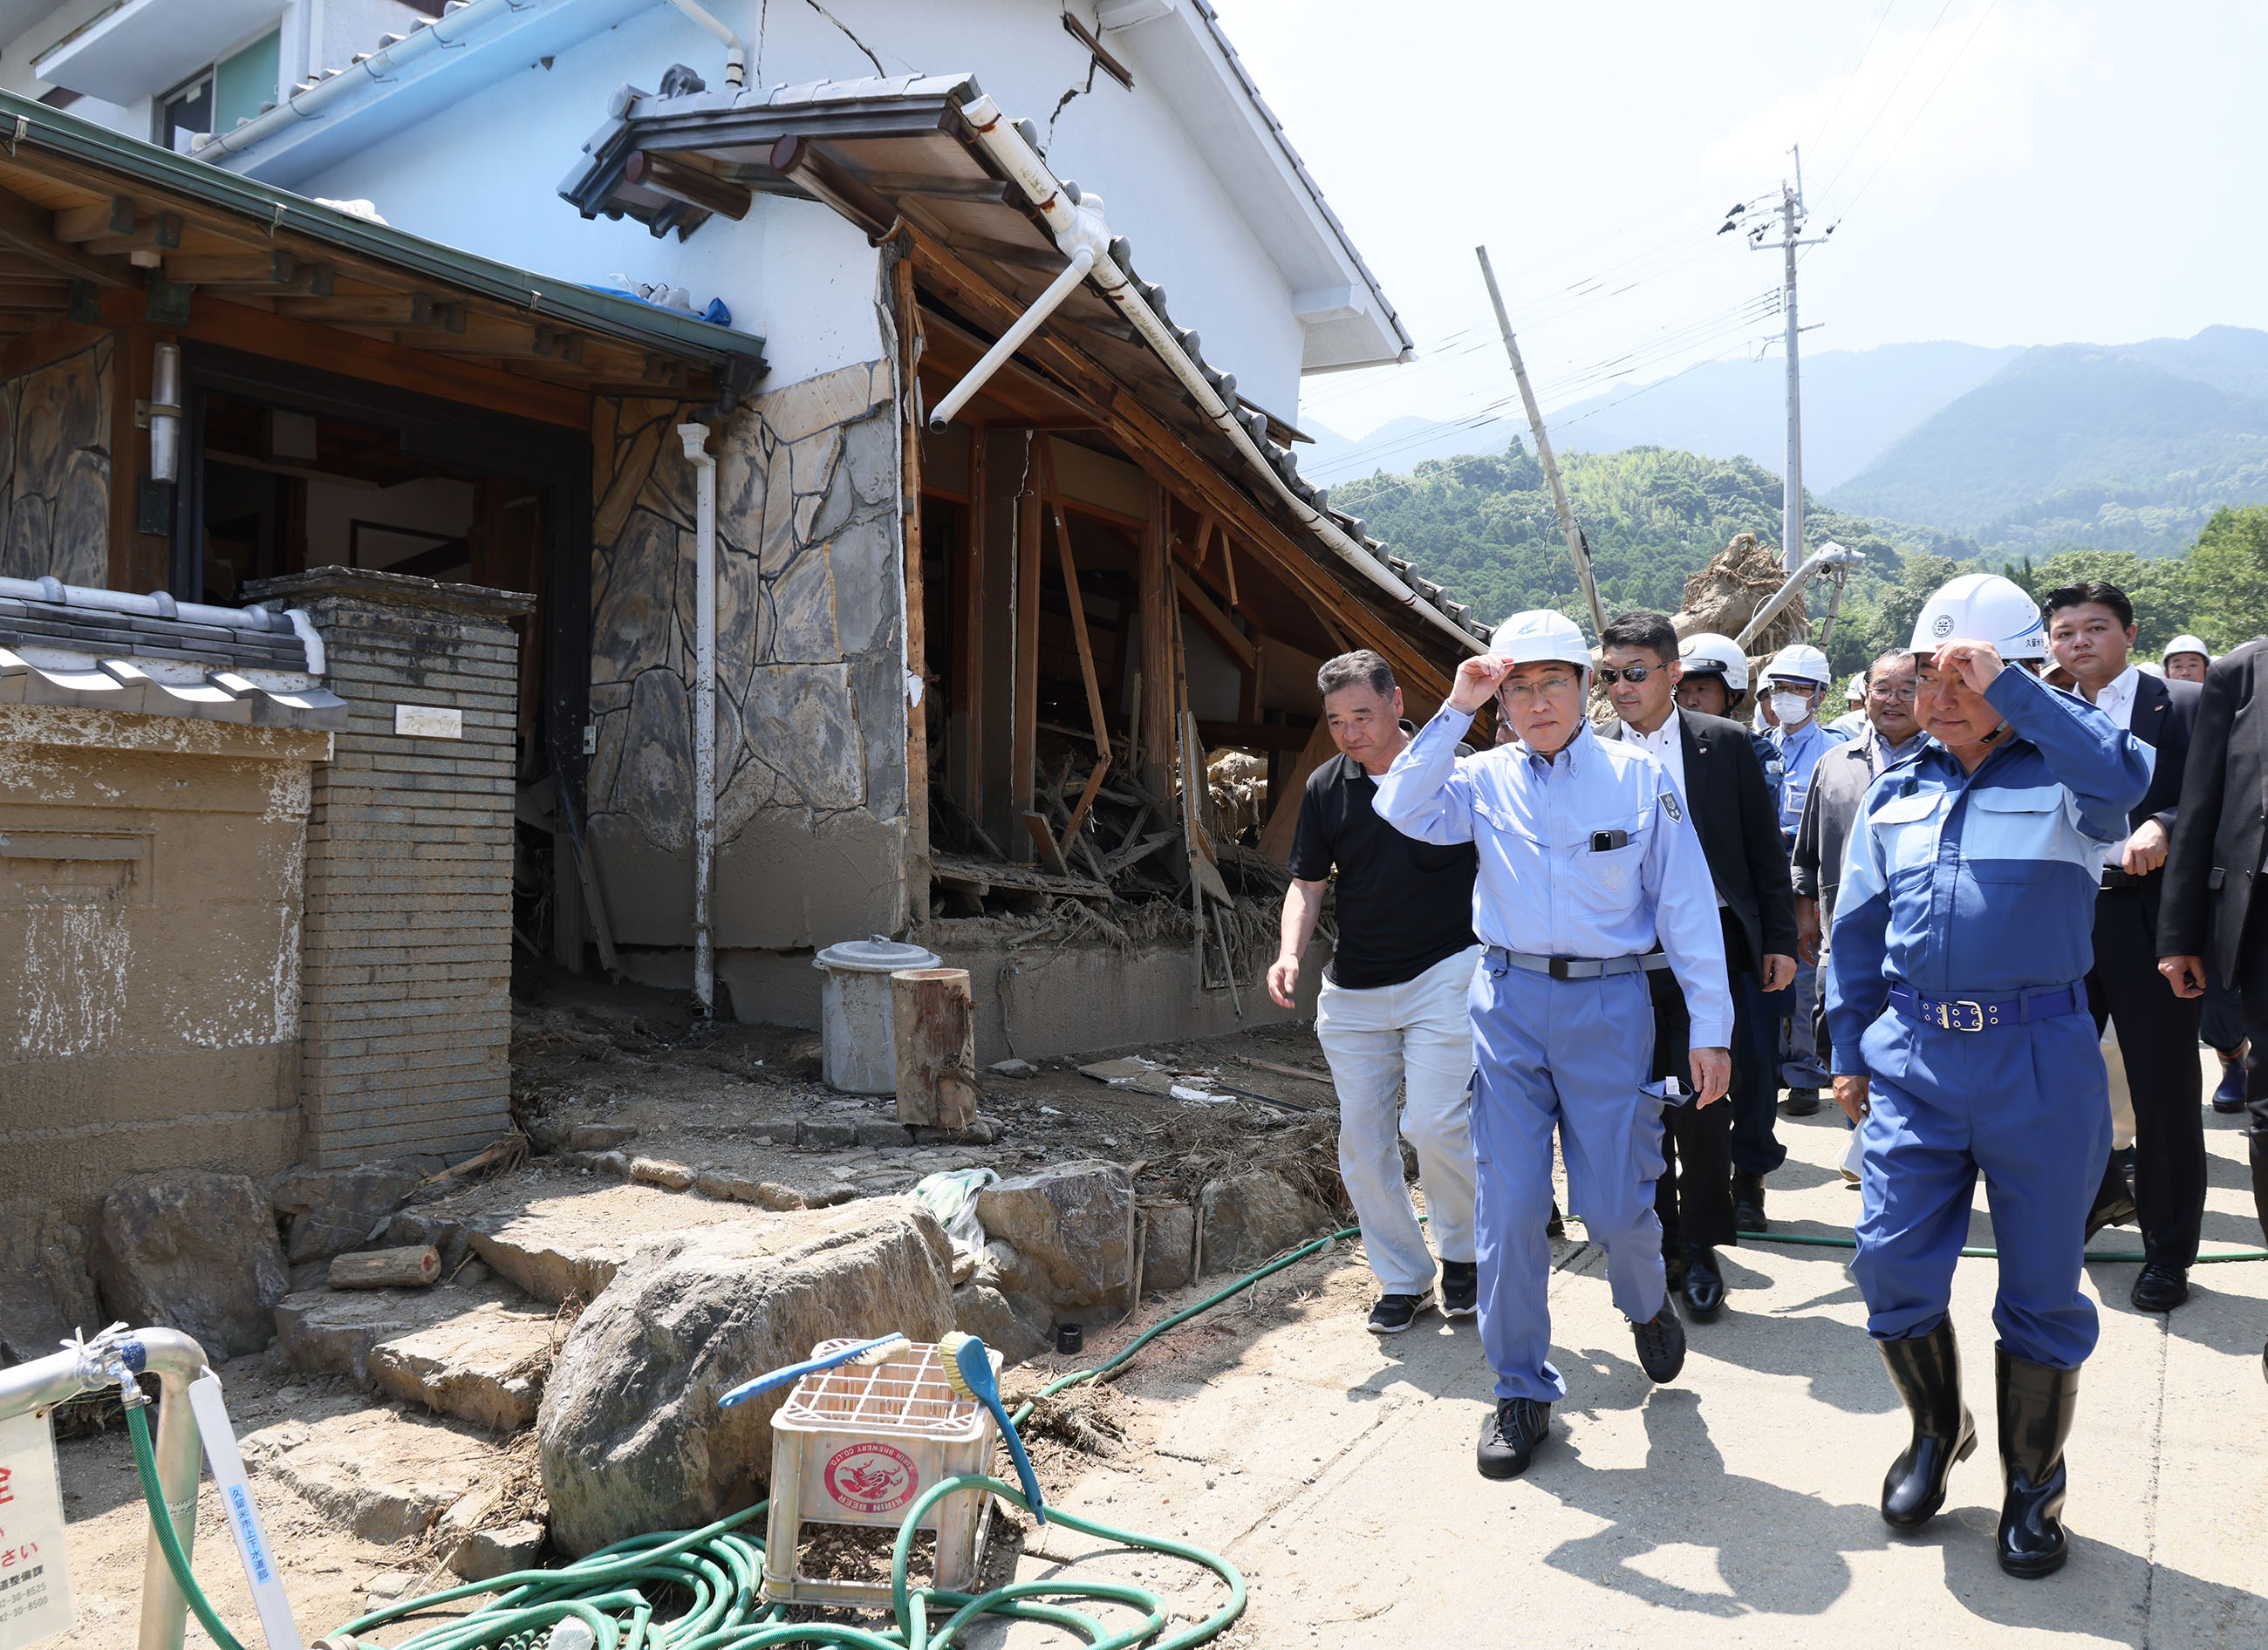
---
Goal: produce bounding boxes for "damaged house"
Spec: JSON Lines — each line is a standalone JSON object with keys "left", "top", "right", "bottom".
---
{"left": 2, "top": 0, "right": 1492, "bottom": 1315}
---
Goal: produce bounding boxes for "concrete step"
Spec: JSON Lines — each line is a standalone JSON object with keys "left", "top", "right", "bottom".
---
{"left": 369, "top": 1299, "right": 559, "bottom": 1432}
{"left": 464, "top": 1179, "right": 777, "bottom": 1304}
{"left": 240, "top": 1404, "right": 512, "bottom": 1545}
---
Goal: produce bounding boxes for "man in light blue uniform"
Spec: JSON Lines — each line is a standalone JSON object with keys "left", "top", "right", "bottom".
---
{"left": 1376, "top": 610, "right": 1732, "bottom": 1481}
{"left": 1759, "top": 643, "right": 1847, "bottom": 1128}
{"left": 1827, "top": 573, "right": 2151, "bottom": 1579}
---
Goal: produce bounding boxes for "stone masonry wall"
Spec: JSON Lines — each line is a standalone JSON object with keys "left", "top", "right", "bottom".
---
{"left": 0, "top": 336, "right": 111, "bottom": 588}
{"left": 586, "top": 361, "right": 907, "bottom": 968}
{"left": 247, "top": 569, "right": 530, "bottom": 1168}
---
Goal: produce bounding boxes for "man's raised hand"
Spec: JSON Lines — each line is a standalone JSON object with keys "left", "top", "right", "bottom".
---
{"left": 1448, "top": 654, "right": 1515, "bottom": 716}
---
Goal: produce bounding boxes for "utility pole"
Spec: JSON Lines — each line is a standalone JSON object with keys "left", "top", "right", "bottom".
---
{"left": 1475, "top": 244, "right": 1608, "bottom": 640}
{"left": 1746, "top": 147, "right": 1828, "bottom": 568}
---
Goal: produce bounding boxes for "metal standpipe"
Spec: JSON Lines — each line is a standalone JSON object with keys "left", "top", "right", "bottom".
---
{"left": 0, "top": 1325, "right": 212, "bottom": 1650}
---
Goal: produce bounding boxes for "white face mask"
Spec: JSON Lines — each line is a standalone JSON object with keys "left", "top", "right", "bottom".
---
{"left": 1769, "top": 689, "right": 1815, "bottom": 728}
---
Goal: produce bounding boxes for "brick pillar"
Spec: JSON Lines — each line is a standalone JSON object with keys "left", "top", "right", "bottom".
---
{"left": 245, "top": 568, "right": 532, "bottom": 1168}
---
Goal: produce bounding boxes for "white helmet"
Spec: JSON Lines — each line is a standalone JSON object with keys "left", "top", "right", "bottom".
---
{"left": 1846, "top": 672, "right": 1868, "bottom": 705}
{"left": 1761, "top": 642, "right": 1834, "bottom": 688}
{"left": 2138, "top": 660, "right": 2166, "bottom": 678}
{"left": 1678, "top": 631, "right": 1748, "bottom": 692}
{"left": 1909, "top": 572, "right": 2046, "bottom": 661}
{"left": 2164, "top": 633, "right": 2211, "bottom": 665}
{"left": 1488, "top": 609, "right": 1592, "bottom": 671}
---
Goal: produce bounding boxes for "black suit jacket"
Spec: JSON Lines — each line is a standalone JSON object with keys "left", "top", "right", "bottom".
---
{"left": 1607, "top": 707, "right": 1798, "bottom": 974}
{"left": 2116, "top": 671, "right": 2200, "bottom": 932}
{"left": 2159, "top": 639, "right": 2268, "bottom": 980}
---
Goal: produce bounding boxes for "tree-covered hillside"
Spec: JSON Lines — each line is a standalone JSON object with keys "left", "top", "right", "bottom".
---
{"left": 1336, "top": 440, "right": 2255, "bottom": 678}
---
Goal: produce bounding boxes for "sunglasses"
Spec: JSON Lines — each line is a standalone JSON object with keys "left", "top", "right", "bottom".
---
{"left": 1596, "top": 665, "right": 1664, "bottom": 685}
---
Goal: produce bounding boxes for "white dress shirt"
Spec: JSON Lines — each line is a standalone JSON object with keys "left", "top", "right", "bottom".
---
{"left": 1623, "top": 712, "right": 1686, "bottom": 799}
{"left": 2090, "top": 664, "right": 2140, "bottom": 731}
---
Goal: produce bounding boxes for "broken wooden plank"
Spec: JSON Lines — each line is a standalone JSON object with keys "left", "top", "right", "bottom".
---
{"left": 1021, "top": 809, "right": 1069, "bottom": 876}
{"left": 931, "top": 852, "right": 1110, "bottom": 900}
{"left": 1172, "top": 563, "right": 1257, "bottom": 670}
{"left": 1234, "top": 1054, "right": 1336, "bottom": 1087}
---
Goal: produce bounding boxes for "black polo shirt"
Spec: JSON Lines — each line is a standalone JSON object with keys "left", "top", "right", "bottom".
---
{"left": 1287, "top": 738, "right": 1479, "bottom": 990}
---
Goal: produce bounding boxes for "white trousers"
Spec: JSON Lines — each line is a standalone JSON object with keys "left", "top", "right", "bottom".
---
{"left": 1315, "top": 944, "right": 1483, "bottom": 1293}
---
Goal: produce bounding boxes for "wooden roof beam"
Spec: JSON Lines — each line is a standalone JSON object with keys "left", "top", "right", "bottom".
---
{"left": 0, "top": 184, "right": 130, "bottom": 287}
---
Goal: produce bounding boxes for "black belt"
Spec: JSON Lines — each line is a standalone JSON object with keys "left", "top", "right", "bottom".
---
{"left": 1488, "top": 946, "right": 1673, "bottom": 980}
{"left": 1887, "top": 980, "right": 2087, "bottom": 1033}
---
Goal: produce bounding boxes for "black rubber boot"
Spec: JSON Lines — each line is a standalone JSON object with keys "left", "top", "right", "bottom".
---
{"left": 1877, "top": 1320, "right": 1977, "bottom": 1530}
{"left": 1995, "top": 1344, "right": 2079, "bottom": 1578}
{"left": 2249, "top": 1131, "right": 2268, "bottom": 1245}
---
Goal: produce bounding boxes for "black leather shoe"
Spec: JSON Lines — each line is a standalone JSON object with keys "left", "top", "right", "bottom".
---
{"left": 1440, "top": 1261, "right": 1478, "bottom": 1318}
{"left": 1732, "top": 1171, "right": 1767, "bottom": 1233}
{"left": 1630, "top": 1301, "right": 1687, "bottom": 1383}
{"left": 2130, "top": 1262, "right": 2189, "bottom": 1312}
{"left": 1547, "top": 1200, "right": 1566, "bottom": 1241}
{"left": 1996, "top": 1345, "right": 2078, "bottom": 1578}
{"left": 1478, "top": 1397, "right": 1551, "bottom": 1479}
{"left": 1876, "top": 1320, "right": 1977, "bottom": 1530}
{"left": 2084, "top": 1160, "right": 2136, "bottom": 1241}
{"left": 1680, "top": 1245, "right": 1725, "bottom": 1322}
{"left": 1782, "top": 1087, "right": 1822, "bottom": 1117}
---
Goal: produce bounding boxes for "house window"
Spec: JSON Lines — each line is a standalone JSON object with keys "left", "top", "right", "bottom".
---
{"left": 156, "top": 72, "right": 212, "bottom": 153}
{"left": 154, "top": 28, "right": 279, "bottom": 153}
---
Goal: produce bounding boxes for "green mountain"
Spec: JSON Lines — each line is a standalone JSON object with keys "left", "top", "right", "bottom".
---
{"left": 1827, "top": 342, "right": 2268, "bottom": 555}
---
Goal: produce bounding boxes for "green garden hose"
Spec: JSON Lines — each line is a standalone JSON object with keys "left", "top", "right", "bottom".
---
{"left": 126, "top": 1399, "right": 249, "bottom": 1650}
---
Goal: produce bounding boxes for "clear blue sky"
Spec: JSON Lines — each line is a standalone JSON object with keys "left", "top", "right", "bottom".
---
{"left": 1223, "top": 1, "right": 2268, "bottom": 444}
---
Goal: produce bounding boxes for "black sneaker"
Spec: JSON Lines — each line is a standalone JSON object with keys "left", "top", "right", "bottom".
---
{"left": 1783, "top": 1088, "right": 1822, "bottom": 1117}
{"left": 1440, "top": 1261, "right": 1478, "bottom": 1318}
{"left": 1477, "top": 1397, "right": 1551, "bottom": 1479}
{"left": 1368, "top": 1293, "right": 1429, "bottom": 1334}
{"left": 1630, "top": 1301, "right": 1687, "bottom": 1383}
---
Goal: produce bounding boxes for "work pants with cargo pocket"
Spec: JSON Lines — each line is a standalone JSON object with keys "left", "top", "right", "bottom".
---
{"left": 1851, "top": 1001, "right": 2110, "bottom": 1370}
{"left": 1315, "top": 944, "right": 1483, "bottom": 1296}
{"left": 1470, "top": 957, "right": 1667, "bottom": 1403}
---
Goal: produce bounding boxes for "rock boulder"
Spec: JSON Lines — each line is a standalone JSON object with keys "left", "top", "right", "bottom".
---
{"left": 974, "top": 1161, "right": 1133, "bottom": 1319}
{"left": 1198, "top": 1171, "right": 1332, "bottom": 1276}
{"left": 269, "top": 1163, "right": 426, "bottom": 1265}
{"left": 91, "top": 1172, "right": 289, "bottom": 1359}
{"left": 538, "top": 1198, "right": 954, "bottom": 1556}
{"left": 952, "top": 1285, "right": 1049, "bottom": 1368}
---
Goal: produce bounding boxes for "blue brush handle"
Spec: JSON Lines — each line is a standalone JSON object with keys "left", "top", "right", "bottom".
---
{"left": 953, "top": 1336, "right": 1048, "bottom": 1525}
{"left": 718, "top": 1333, "right": 904, "bottom": 1408}
{"left": 983, "top": 1392, "right": 1049, "bottom": 1526}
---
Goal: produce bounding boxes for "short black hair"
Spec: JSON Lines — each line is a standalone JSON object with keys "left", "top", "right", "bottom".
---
{"left": 1316, "top": 650, "right": 1395, "bottom": 699}
{"left": 1599, "top": 610, "right": 1678, "bottom": 665}
{"left": 1867, "top": 648, "right": 1912, "bottom": 684}
{"left": 2043, "top": 581, "right": 2134, "bottom": 630}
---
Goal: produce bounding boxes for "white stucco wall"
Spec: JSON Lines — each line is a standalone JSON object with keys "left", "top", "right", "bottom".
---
{"left": 275, "top": 0, "right": 1310, "bottom": 411}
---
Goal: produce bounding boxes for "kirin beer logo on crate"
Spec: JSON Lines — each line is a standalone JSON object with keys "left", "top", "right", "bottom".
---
{"left": 823, "top": 1442, "right": 918, "bottom": 1515}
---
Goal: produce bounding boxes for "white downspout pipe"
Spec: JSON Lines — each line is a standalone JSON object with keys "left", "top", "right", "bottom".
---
{"left": 1734, "top": 542, "right": 1864, "bottom": 651}
{"left": 664, "top": 0, "right": 748, "bottom": 87}
{"left": 679, "top": 424, "right": 718, "bottom": 1018}
{"left": 955, "top": 95, "right": 1484, "bottom": 658}
{"left": 927, "top": 246, "right": 1095, "bottom": 433}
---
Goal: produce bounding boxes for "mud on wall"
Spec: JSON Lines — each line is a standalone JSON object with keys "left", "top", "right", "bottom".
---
{"left": 0, "top": 336, "right": 112, "bottom": 587}
{"left": 585, "top": 361, "right": 908, "bottom": 958}
{"left": 0, "top": 705, "right": 322, "bottom": 1241}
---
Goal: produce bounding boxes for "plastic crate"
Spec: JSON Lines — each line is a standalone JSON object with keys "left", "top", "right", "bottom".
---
{"left": 760, "top": 1338, "right": 1001, "bottom": 1608}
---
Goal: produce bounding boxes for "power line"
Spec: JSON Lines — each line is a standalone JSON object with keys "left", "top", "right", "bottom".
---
{"left": 1807, "top": 0, "right": 1903, "bottom": 163}
{"left": 1832, "top": 0, "right": 2001, "bottom": 222}
{"left": 1817, "top": 0, "right": 1960, "bottom": 203}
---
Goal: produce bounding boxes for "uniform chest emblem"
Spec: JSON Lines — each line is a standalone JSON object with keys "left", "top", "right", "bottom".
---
{"left": 1661, "top": 792, "right": 1683, "bottom": 823}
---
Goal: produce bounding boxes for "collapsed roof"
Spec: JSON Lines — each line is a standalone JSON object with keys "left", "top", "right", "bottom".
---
{"left": 559, "top": 71, "right": 1490, "bottom": 676}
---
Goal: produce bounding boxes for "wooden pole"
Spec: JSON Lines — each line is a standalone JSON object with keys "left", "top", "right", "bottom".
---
{"left": 1137, "top": 482, "right": 1174, "bottom": 797}
{"left": 329, "top": 1245, "right": 441, "bottom": 1289}
{"left": 890, "top": 967, "right": 980, "bottom": 1128}
{"left": 895, "top": 253, "right": 932, "bottom": 884}
{"left": 1011, "top": 460, "right": 1043, "bottom": 855}
{"left": 1039, "top": 440, "right": 1112, "bottom": 843}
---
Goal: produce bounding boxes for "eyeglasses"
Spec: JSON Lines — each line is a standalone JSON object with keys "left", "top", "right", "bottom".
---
{"left": 1497, "top": 672, "right": 1582, "bottom": 706}
{"left": 1868, "top": 683, "right": 1918, "bottom": 703}
{"left": 1596, "top": 665, "right": 1663, "bottom": 685}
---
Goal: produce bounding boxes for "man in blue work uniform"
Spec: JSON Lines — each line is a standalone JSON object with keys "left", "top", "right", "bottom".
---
{"left": 1827, "top": 573, "right": 2151, "bottom": 1579}
{"left": 1376, "top": 610, "right": 1733, "bottom": 1481}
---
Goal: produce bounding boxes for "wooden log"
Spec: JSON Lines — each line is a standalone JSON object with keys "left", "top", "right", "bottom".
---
{"left": 329, "top": 1245, "right": 441, "bottom": 1290}
{"left": 891, "top": 968, "right": 980, "bottom": 1128}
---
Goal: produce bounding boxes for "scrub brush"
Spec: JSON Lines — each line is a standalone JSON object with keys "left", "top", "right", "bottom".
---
{"left": 939, "top": 1330, "right": 1048, "bottom": 1525}
{"left": 717, "top": 1333, "right": 905, "bottom": 1408}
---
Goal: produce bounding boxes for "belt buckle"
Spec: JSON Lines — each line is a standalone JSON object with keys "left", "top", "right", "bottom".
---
{"left": 1935, "top": 999, "right": 1986, "bottom": 1033}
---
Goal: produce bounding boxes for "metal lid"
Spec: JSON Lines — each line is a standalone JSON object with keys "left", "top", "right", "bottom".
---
{"left": 813, "top": 936, "right": 943, "bottom": 974}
